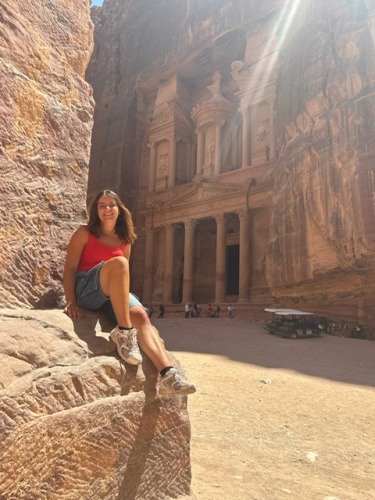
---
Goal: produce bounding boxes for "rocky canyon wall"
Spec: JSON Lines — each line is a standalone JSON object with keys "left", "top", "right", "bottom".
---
{"left": 268, "top": 0, "right": 375, "bottom": 321}
{"left": 87, "top": 0, "right": 375, "bottom": 326}
{"left": 0, "top": 0, "right": 94, "bottom": 308}
{"left": 0, "top": 5, "right": 196, "bottom": 500}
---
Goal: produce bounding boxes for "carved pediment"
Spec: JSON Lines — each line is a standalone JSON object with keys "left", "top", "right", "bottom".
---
{"left": 150, "top": 100, "right": 193, "bottom": 142}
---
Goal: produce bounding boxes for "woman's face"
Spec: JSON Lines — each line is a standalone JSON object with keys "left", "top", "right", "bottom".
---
{"left": 97, "top": 195, "right": 119, "bottom": 224}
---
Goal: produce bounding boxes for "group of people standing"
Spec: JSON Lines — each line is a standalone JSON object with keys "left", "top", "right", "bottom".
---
{"left": 182, "top": 303, "right": 235, "bottom": 318}
{"left": 184, "top": 303, "right": 202, "bottom": 318}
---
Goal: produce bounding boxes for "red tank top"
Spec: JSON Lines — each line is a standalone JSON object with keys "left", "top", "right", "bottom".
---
{"left": 77, "top": 230, "right": 126, "bottom": 272}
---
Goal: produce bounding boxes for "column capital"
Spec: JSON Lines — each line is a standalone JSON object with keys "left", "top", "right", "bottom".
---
{"left": 215, "top": 214, "right": 227, "bottom": 224}
{"left": 197, "top": 124, "right": 209, "bottom": 134}
{"left": 145, "top": 220, "right": 154, "bottom": 232}
{"left": 214, "top": 118, "right": 226, "bottom": 128}
{"left": 163, "top": 222, "right": 176, "bottom": 233}
{"left": 184, "top": 219, "right": 197, "bottom": 230}
{"left": 238, "top": 208, "right": 250, "bottom": 221}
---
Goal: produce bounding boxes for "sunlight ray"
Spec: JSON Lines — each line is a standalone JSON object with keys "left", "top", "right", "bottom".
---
{"left": 248, "top": 0, "right": 303, "bottom": 104}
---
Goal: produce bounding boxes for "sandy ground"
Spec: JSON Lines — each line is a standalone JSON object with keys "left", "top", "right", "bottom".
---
{"left": 152, "top": 316, "right": 375, "bottom": 500}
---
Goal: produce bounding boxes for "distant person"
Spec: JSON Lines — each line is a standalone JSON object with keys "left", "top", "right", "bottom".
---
{"left": 213, "top": 305, "right": 221, "bottom": 318}
{"left": 147, "top": 305, "right": 153, "bottom": 318}
{"left": 184, "top": 303, "right": 190, "bottom": 318}
{"left": 157, "top": 304, "right": 165, "bottom": 318}
{"left": 351, "top": 323, "right": 363, "bottom": 339}
{"left": 207, "top": 303, "right": 214, "bottom": 317}
{"left": 192, "top": 303, "right": 201, "bottom": 317}
{"left": 227, "top": 304, "right": 235, "bottom": 318}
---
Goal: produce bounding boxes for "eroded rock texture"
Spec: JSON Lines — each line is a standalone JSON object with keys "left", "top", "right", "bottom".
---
{"left": 0, "top": 309, "right": 194, "bottom": 500}
{"left": 267, "top": 1, "right": 375, "bottom": 320}
{"left": 0, "top": 0, "right": 94, "bottom": 308}
{"left": 87, "top": 0, "right": 375, "bottom": 326}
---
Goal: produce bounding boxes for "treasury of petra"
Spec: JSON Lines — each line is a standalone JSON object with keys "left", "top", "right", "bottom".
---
{"left": 87, "top": 0, "right": 375, "bottom": 332}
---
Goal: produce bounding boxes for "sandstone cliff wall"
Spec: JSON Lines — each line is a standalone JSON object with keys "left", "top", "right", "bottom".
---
{"left": 267, "top": 1, "right": 375, "bottom": 322}
{"left": 0, "top": 5, "right": 196, "bottom": 499}
{"left": 0, "top": 0, "right": 94, "bottom": 308}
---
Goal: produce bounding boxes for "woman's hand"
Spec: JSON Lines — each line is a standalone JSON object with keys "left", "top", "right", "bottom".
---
{"left": 63, "top": 226, "right": 88, "bottom": 321}
{"left": 64, "top": 302, "right": 84, "bottom": 320}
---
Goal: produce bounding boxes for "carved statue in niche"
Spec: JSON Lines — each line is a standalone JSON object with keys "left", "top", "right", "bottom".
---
{"left": 176, "top": 142, "right": 190, "bottom": 184}
{"left": 222, "top": 121, "right": 238, "bottom": 170}
{"left": 207, "top": 70, "right": 222, "bottom": 97}
{"left": 203, "top": 127, "right": 215, "bottom": 177}
{"left": 255, "top": 118, "right": 269, "bottom": 146}
{"left": 253, "top": 118, "right": 270, "bottom": 164}
{"left": 177, "top": 157, "right": 185, "bottom": 182}
{"left": 252, "top": 101, "right": 272, "bottom": 165}
{"left": 156, "top": 152, "right": 169, "bottom": 190}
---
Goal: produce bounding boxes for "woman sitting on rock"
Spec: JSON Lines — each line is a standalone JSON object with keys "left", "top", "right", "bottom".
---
{"left": 63, "top": 189, "right": 195, "bottom": 396}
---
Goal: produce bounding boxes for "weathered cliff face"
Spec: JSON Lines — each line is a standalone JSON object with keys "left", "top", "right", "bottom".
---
{"left": 87, "top": 0, "right": 375, "bottom": 326}
{"left": 0, "top": 309, "right": 194, "bottom": 499}
{"left": 0, "top": 0, "right": 94, "bottom": 308}
{"left": 267, "top": 0, "right": 375, "bottom": 320}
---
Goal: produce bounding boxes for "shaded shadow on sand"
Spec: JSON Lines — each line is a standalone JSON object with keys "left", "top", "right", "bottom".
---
{"left": 153, "top": 318, "right": 375, "bottom": 389}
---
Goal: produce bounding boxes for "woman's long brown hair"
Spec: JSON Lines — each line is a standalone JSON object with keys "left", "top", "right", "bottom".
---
{"left": 87, "top": 190, "right": 137, "bottom": 244}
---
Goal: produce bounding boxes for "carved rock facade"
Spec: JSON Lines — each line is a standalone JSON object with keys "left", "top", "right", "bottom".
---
{"left": 0, "top": 0, "right": 94, "bottom": 308}
{"left": 88, "top": 0, "right": 375, "bottom": 328}
{"left": 0, "top": 309, "right": 194, "bottom": 500}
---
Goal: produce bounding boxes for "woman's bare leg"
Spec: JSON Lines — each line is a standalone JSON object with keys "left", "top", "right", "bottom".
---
{"left": 130, "top": 306, "right": 171, "bottom": 372}
{"left": 100, "top": 257, "right": 132, "bottom": 328}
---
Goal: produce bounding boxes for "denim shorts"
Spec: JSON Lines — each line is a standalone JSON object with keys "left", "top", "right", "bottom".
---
{"left": 75, "top": 261, "right": 144, "bottom": 322}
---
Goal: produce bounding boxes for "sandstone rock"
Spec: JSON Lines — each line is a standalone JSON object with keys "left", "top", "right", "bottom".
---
{"left": 0, "top": 0, "right": 94, "bottom": 309}
{"left": 0, "top": 308, "right": 194, "bottom": 500}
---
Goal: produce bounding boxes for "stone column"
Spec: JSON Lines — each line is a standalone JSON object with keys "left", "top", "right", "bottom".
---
{"left": 143, "top": 225, "right": 155, "bottom": 303}
{"left": 241, "top": 106, "right": 250, "bottom": 168}
{"left": 163, "top": 223, "right": 175, "bottom": 303}
{"left": 238, "top": 209, "right": 251, "bottom": 302}
{"left": 215, "top": 214, "right": 227, "bottom": 303}
{"left": 196, "top": 128, "right": 205, "bottom": 176}
{"left": 168, "top": 137, "right": 176, "bottom": 188}
{"left": 187, "top": 142, "right": 193, "bottom": 180}
{"left": 214, "top": 120, "right": 224, "bottom": 176}
{"left": 148, "top": 142, "right": 157, "bottom": 192}
{"left": 182, "top": 219, "right": 196, "bottom": 303}
{"left": 231, "top": 122, "right": 238, "bottom": 167}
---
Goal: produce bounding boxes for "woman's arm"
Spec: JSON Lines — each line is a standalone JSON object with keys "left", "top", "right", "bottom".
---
{"left": 63, "top": 226, "right": 88, "bottom": 319}
{"left": 123, "top": 243, "right": 131, "bottom": 260}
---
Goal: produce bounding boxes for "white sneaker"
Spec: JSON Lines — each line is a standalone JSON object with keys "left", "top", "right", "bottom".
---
{"left": 159, "top": 368, "right": 196, "bottom": 396}
{"left": 110, "top": 326, "right": 142, "bottom": 365}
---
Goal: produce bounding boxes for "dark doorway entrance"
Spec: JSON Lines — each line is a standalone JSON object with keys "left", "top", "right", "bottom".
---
{"left": 226, "top": 244, "right": 239, "bottom": 295}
